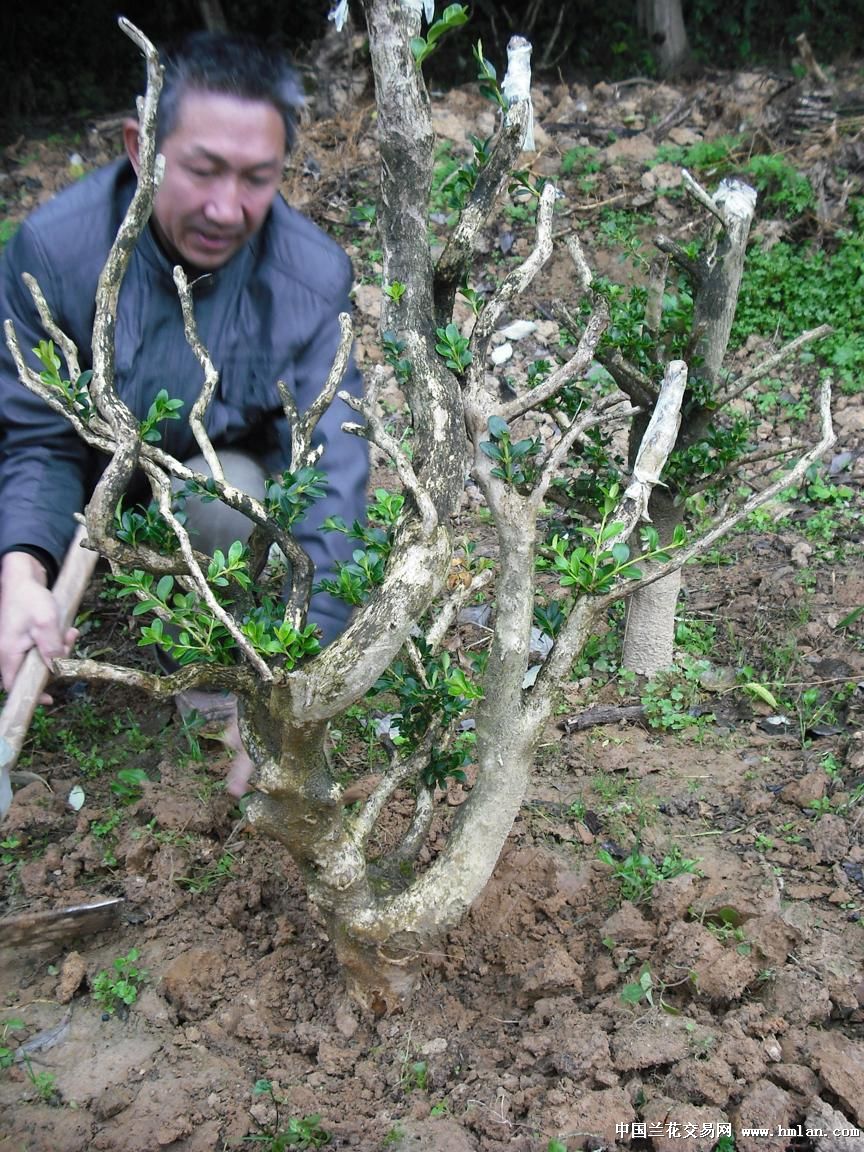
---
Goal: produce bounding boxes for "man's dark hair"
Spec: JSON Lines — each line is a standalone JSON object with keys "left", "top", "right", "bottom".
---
{"left": 156, "top": 31, "right": 304, "bottom": 150}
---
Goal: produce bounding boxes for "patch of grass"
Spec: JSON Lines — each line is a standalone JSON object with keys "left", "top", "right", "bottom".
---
{"left": 90, "top": 810, "right": 124, "bottom": 867}
{"left": 641, "top": 659, "right": 714, "bottom": 732}
{"left": 674, "top": 615, "right": 717, "bottom": 658}
{"left": 175, "top": 851, "right": 235, "bottom": 893}
{"left": 653, "top": 136, "right": 814, "bottom": 217}
{"left": 751, "top": 375, "right": 811, "bottom": 423}
{"left": 560, "top": 145, "right": 602, "bottom": 176}
{"left": 21, "top": 701, "right": 160, "bottom": 778}
{"left": 734, "top": 200, "right": 864, "bottom": 393}
{"left": 588, "top": 768, "right": 658, "bottom": 840}
{"left": 653, "top": 133, "right": 744, "bottom": 173}
{"left": 594, "top": 208, "right": 654, "bottom": 261}
{"left": 741, "top": 152, "right": 814, "bottom": 217}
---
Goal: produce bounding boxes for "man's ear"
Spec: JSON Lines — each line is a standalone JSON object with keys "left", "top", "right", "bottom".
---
{"left": 123, "top": 118, "right": 142, "bottom": 175}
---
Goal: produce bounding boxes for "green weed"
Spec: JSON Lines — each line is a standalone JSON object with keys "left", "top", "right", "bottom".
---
{"left": 0, "top": 1018, "right": 25, "bottom": 1070}
{"left": 175, "top": 852, "right": 235, "bottom": 893}
{"left": 653, "top": 136, "right": 813, "bottom": 217}
{"left": 641, "top": 660, "right": 713, "bottom": 732}
{"left": 674, "top": 616, "right": 716, "bottom": 658}
{"left": 400, "top": 1059, "right": 429, "bottom": 1093}
{"left": 244, "top": 1080, "right": 330, "bottom": 1149}
{"left": 0, "top": 836, "right": 21, "bottom": 866}
{"left": 560, "top": 145, "right": 602, "bottom": 177}
{"left": 109, "top": 766, "right": 150, "bottom": 804}
{"left": 598, "top": 844, "right": 700, "bottom": 904}
{"left": 24, "top": 1062, "right": 59, "bottom": 1105}
{"left": 91, "top": 948, "right": 148, "bottom": 1014}
{"left": 620, "top": 963, "right": 691, "bottom": 1013}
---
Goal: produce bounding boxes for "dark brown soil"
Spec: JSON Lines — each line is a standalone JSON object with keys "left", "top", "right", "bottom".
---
{"left": 1, "top": 55, "right": 863, "bottom": 1152}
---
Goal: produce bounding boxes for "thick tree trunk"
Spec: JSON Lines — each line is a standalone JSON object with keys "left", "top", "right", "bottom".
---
{"left": 622, "top": 500, "right": 682, "bottom": 675}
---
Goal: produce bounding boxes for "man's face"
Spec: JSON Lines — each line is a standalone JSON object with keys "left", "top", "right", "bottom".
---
{"left": 138, "top": 90, "right": 286, "bottom": 271}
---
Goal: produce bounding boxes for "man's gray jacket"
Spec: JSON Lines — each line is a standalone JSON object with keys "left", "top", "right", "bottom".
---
{"left": 0, "top": 157, "right": 368, "bottom": 643}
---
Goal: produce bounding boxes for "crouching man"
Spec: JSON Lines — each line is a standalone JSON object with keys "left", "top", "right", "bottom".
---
{"left": 0, "top": 31, "right": 368, "bottom": 794}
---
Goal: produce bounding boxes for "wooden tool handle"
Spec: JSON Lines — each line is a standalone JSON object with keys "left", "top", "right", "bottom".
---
{"left": 0, "top": 526, "right": 99, "bottom": 772}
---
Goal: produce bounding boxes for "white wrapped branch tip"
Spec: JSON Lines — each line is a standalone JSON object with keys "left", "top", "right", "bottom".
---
{"left": 502, "top": 36, "right": 535, "bottom": 152}
{"left": 331, "top": 0, "right": 434, "bottom": 28}
{"left": 328, "top": 0, "right": 349, "bottom": 31}
{"left": 402, "top": 0, "right": 436, "bottom": 19}
{"left": 624, "top": 359, "right": 688, "bottom": 509}
{"left": 715, "top": 178, "right": 758, "bottom": 220}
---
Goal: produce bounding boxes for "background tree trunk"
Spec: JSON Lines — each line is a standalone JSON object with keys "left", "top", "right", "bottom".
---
{"left": 622, "top": 179, "right": 758, "bottom": 677}
{"left": 636, "top": 0, "right": 691, "bottom": 75}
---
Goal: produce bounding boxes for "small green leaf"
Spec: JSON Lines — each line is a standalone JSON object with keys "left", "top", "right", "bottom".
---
{"left": 836, "top": 605, "right": 864, "bottom": 629}
{"left": 742, "top": 682, "right": 780, "bottom": 710}
{"left": 155, "top": 575, "right": 174, "bottom": 601}
{"left": 620, "top": 982, "right": 645, "bottom": 1003}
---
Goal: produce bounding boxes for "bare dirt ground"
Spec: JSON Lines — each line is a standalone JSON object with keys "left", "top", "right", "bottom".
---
{"left": 1, "top": 57, "right": 864, "bottom": 1152}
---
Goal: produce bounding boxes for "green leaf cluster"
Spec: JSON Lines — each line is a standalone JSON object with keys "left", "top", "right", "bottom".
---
{"left": 473, "top": 40, "right": 506, "bottom": 109}
{"left": 539, "top": 487, "right": 684, "bottom": 596}
{"left": 139, "top": 388, "right": 184, "bottom": 443}
{"left": 34, "top": 339, "right": 93, "bottom": 421}
{"left": 382, "top": 331, "right": 412, "bottom": 386}
{"left": 114, "top": 498, "right": 180, "bottom": 553}
{"left": 109, "top": 766, "right": 150, "bottom": 804}
{"left": 410, "top": 4, "right": 469, "bottom": 68}
{"left": 435, "top": 323, "right": 472, "bottom": 374}
{"left": 641, "top": 659, "right": 712, "bottom": 731}
{"left": 112, "top": 546, "right": 240, "bottom": 659}
{"left": 318, "top": 489, "right": 404, "bottom": 606}
{"left": 265, "top": 468, "right": 327, "bottom": 532}
{"left": 241, "top": 602, "right": 321, "bottom": 665}
{"left": 114, "top": 554, "right": 322, "bottom": 667}
{"left": 665, "top": 415, "right": 754, "bottom": 489}
{"left": 375, "top": 647, "right": 482, "bottom": 789}
{"left": 598, "top": 844, "right": 700, "bottom": 904}
{"left": 383, "top": 280, "right": 406, "bottom": 302}
{"left": 92, "top": 948, "right": 148, "bottom": 1014}
{"left": 479, "top": 415, "right": 541, "bottom": 488}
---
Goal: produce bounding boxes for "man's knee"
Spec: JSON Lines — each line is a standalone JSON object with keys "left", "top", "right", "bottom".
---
{"left": 177, "top": 449, "right": 267, "bottom": 556}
